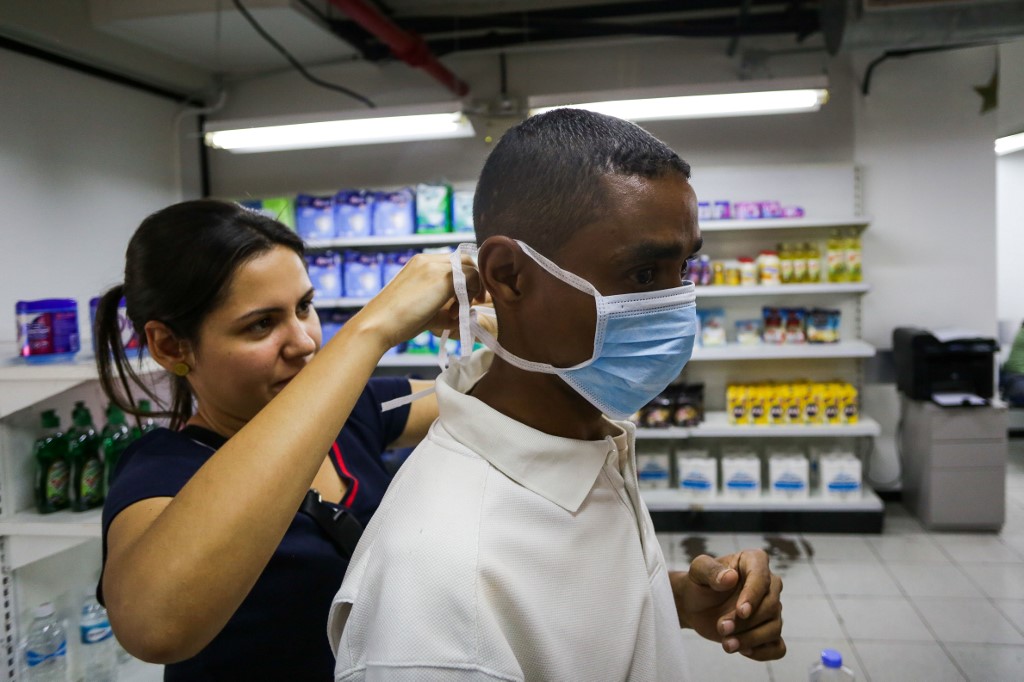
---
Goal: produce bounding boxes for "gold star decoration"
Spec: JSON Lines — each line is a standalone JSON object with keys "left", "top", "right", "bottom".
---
{"left": 974, "top": 68, "right": 998, "bottom": 114}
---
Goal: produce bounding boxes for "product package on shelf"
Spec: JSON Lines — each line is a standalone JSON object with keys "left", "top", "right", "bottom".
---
{"left": 415, "top": 183, "right": 452, "bottom": 234}
{"left": 371, "top": 188, "right": 415, "bottom": 237}
{"left": 382, "top": 250, "right": 419, "bottom": 288}
{"left": 768, "top": 452, "right": 810, "bottom": 499}
{"left": 697, "top": 308, "right": 727, "bottom": 347}
{"left": 452, "top": 190, "right": 475, "bottom": 232}
{"left": 676, "top": 448, "right": 717, "bottom": 498}
{"left": 17, "top": 299, "right": 81, "bottom": 364}
{"left": 636, "top": 443, "right": 672, "bottom": 490}
{"left": 306, "top": 252, "right": 343, "bottom": 299}
{"left": 819, "top": 452, "right": 862, "bottom": 500}
{"left": 334, "top": 190, "right": 373, "bottom": 238}
{"left": 295, "top": 194, "right": 335, "bottom": 240}
{"left": 631, "top": 383, "right": 704, "bottom": 428}
{"left": 89, "top": 296, "right": 142, "bottom": 357}
{"left": 343, "top": 251, "right": 383, "bottom": 298}
{"left": 721, "top": 452, "right": 762, "bottom": 499}
{"left": 726, "top": 382, "right": 859, "bottom": 427}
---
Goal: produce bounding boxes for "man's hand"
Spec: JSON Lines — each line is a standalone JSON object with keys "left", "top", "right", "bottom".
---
{"left": 669, "top": 550, "right": 785, "bottom": 661}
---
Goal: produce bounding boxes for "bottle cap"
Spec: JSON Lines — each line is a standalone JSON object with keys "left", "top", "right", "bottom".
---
{"left": 106, "top": 403, "right": 126, "bottom": 424}
{"left": 33, "top": 602, "right": 55, "bottom": 618}
{"left": 41, "top": 410, "right": 60, "bottom": 429}
{"left": 139, "top": 399, "right": 152, "bottom": 413}
{"left": 73, "top": 406, "right": 93, "bottom": 427}
{"left": 821, "top": 648, "right": 843, "bottom": 668}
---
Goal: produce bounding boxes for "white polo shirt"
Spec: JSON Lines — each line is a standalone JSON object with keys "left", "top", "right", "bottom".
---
{"left": 328, "top": 351, "right": 689, "bottom": 681}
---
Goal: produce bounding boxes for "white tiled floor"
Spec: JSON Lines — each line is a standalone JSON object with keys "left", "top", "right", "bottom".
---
{"left": 663, "top": 437, "right": 1024, "bottom": 681}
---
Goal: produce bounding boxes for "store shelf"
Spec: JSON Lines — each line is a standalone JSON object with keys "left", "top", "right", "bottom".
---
{"left": 635, "top": 415, "right": 880, "bottom": 439}
{"left": 644, "top": 487, "right": 885, "bottom": 533}
{"left": 315, "top": 297, "right": 371, "bottom": 308}
{"left": 690, "top": 412, "right": 880, "bottom": 437}
{"left": 377, "top": 354, "right": 445, "bottom": 368}
{"left": 698, "top": 216, "right": 870, "bottom": 233}
{"left": 691, "top": 340, "right": 875, "bottom": 362}
{"left": 305, "top": 232, "right": 474, "bottom": 249}
{"left": 694, "top": 282, "right": 870, "bottom": 298}
{"left": 641, "top": 488, "right": 884, "bottom": 513}
{"left": 0, "top": 348, "right": 160, "bottom": 418}
{"left": 0, "top": 509, "right": 102, "bottom": 570}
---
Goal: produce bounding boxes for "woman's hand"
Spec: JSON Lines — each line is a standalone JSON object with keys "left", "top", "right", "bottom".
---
{"left": 345, "top": 253, "right": 484, "bottom": 351}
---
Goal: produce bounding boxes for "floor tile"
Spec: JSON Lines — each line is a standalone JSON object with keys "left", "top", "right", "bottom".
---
{"left": 815, "top": 562, "right": 902, "bottom": 597}
{"left": 913, "top": 597, "right": 1024, "bottom": 645}
{"left": 800, "top": 534, "right": 879, "bottom": 563}
{"left": 882, "top": 513, "right": 927, "bottom": 535}
{"left": 995, "top": 599, "right": 1024, "bottom": 634}
{"left": 853, "top": 641, "right": 965, "bottom": 682}
{"left": 946, "top": 643, "right": 1024, "bottom": 682}
{"left": 678, "top": 630, "right": 771, "bottom": 681}
{"left": 831, "top": 596, "right": 934, "bottom": 642}
{"left": 886, "top": 563, "right": 983, "bottom": 598}
{"left": 961, "top": 563, "right": 1024, "bottom": 600}
{"left": 676, "top": 533, "right": 737, "bottom": 563}
{"left": 869, "top": 534, "right": 950, "bottom": 563}
{"left": 772, "top": 562, "right": 825, "bottom": 596}
{"left": 932, "top": 534, "right": 1024, "bottom": 564}
{"left": 777, "top": 595, "right": 845, "bottom": 640}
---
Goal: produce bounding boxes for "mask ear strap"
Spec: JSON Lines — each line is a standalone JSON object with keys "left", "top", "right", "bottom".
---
{"left": 514, "top": 240, "right": 599, "bottom": 298}
{"left": 450, "top": 244, "right": 477, "bottom": 361}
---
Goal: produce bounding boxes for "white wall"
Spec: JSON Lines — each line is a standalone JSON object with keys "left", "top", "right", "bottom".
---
{"left": 0, "top": 49, "right": 186, "bottom": 344}
{"left": 997, "top": 39, "right": 1024, "bottom": 335}
{"left": 852, "top": 45, "right": 999, "bottom": 348}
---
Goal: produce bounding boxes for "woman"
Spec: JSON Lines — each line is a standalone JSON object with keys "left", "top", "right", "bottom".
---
{"left": 94, "top": 199, "right": 483, "bottom": 680}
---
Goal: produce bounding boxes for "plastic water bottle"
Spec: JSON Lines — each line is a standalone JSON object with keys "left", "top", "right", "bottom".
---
{"left": 80, "top": 594, "right": 118, "bottom": 681}
{"left": 809, "top": 648, "right": 855, "bottom": 681}
{"left": 23, "top": 602, "right": 67, "bottom": 682}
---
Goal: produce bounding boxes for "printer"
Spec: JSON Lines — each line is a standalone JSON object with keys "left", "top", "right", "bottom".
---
{"left": 892, "top": 327, "right": 999, "bottom": 402}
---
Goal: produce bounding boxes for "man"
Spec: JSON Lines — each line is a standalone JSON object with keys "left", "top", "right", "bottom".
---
{"left": 329, "top": 108, "right": 784, "bottom": 680}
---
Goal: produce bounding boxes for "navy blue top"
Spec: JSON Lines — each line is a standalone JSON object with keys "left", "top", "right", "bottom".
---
{"left": 99, "top": 378, "right": 412, "bottom": 681}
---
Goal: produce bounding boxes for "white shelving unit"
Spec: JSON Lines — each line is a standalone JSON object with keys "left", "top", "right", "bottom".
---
{"left": 691, "top": 340, "right": 875, "bottom": 361}
{"left": 637, "top": 414, "right": 882, "bottom": 439}
{"left": 641, "top": 488, "right": 883, "bottom": 513}
{"left": 0, "top": 348, "right": 166, "bottom": 680}
{"left": 695, "top": 282, "right": 870, "bottom": 298}
{"left": 306, "top": 232, "right": 473, "bottom": 249}
{"left": 698, "top": 216, "right": 870, "bottom": 233}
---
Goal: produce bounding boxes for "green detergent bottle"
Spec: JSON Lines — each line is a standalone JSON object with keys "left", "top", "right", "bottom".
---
{"left": 34, "top": 409, "right": 70, "bottom": 513}
{"left": 101, "top": 404, "right": 132, "bottom": 491}
{"left": 68, "top": 402, "right": 104, "bottom": 511}
{"left": 129, "top": 399, "right": 158, "bottom": 441}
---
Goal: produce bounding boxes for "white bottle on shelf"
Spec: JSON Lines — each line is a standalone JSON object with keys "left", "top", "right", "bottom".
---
{"left": 80, "top": 593, "right": 118, "bottom": 681}
{"left": 23, "top": 602, "right": 67, "bottom": 682}
{"left": 808, "top": 648, "right": 855, "bottom": 680}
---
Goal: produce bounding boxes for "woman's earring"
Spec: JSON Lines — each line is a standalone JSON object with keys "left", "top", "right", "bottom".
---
{"left": 172, "top": 362, "right": 191, "bottom": 377}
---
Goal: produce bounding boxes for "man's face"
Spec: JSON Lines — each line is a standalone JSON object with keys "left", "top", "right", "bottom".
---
{"left": 517, "top": 172, "right": 702, "bottom": 368}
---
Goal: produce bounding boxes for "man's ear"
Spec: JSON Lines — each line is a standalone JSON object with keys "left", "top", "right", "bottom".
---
{"left": 476, "top": 236, "right": 526, "bottom": 306}
{"left": 144, "top": 321, "right": 192, "bottom": 374}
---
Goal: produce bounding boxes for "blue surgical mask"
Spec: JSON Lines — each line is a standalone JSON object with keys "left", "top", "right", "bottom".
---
{"left": 449, "top": 241, "right": 698, "bottom": 420}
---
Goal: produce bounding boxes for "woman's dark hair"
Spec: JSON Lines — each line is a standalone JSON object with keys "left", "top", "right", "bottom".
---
{"left": 95, "top": 199, "right": 305, "bottom": 430}
{"left": 474, "top": 107, "right": 691, "bottom": 257}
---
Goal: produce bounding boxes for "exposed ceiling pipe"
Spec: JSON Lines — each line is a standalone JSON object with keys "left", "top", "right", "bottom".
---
{"left": 324, "top": 0, "right": 470, "bottom": 97}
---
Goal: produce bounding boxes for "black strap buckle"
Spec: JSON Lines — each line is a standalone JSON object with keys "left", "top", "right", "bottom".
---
{"left": 300, "top": 489, "right": 364, "bottom": 559}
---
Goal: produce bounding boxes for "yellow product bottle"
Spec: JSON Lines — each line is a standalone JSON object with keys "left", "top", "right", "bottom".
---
{"left": 727, "top": 385, "right": 745, "bottom": 425}
{"left": 751, "top": 387, "right": 769, "bottom": 425}
{"left": 805, "top": 384, "right": 823, "bottom": 424}
{"left": 842, "top": 384, "right": 859, "bottom": 424}
{"left": 792, "top": 243, "right": 808, "bottom": 283}
{"left": 786, "top": 383, "right": 805, "bottom": 424}
{"left": 768, "top": 385, "right": 787, "bottom": 425}
{"left": 826, "top": 231, "right": 848, "bottom": 282}
{"left": 779, "top": 243, "right": 794, "bottom": 284}
{"left": 805, "top": 242, "right": 822, "bottom": 282}
{"left": 823, "top": 384, "right": 842, "bottom": 425}
{"left": 845, "top": 230, "right": 863, "bottom": 282}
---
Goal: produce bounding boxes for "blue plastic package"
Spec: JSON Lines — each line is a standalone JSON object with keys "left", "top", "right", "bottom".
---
{"left": 382, "top": 250, "right": 418, "bottom": 288}
{"left": 452, "top": 190, "right": 475, "bottom": 233}
{"left": 343, "top": 251, "right": 383, "bottom": 298}
{"left": 89, "top": 296, "right": 142, "bottom": 357}
{"left": 371, "top": 189, "right": 415, "bottom": 237}
{"left": 320, "top": 310, "right": 352, "bottom": 345}
{"left": 295, "top": 194, "right": 336, "bottom": 241}
{"left": 334, "top": 190, "right": 372, "bottom": 238}
{"left": 16, "top": 299, "right": 80, "bottom": 363}
{"left": 306, "top": 252, "right": 343, "bottom": 299}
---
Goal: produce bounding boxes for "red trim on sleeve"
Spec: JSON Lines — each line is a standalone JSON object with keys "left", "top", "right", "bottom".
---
{"left": 332, "top": 442, "right": 359, "bottom": 507}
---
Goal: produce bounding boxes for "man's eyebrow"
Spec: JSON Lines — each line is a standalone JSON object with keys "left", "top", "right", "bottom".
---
{"left": 619, "top": 241, "right": 688, "bottom": 264}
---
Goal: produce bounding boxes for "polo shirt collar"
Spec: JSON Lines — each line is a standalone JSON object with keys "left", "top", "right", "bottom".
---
{"left": 435, "top": 350, "right": 628, "bottom": 514}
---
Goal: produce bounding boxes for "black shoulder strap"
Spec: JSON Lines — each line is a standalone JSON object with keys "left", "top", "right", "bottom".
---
{"left": 299, "top": 490, "right": 364, "bottom": 559}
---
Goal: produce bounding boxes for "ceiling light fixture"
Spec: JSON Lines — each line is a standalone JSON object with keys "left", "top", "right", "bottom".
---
{"left": 995, "top": 132, "right": 1024, "bottom": 156}
{"left": 528, "top": 78, "right": 829, "bottom": 122}
{"left": 204, "top": 104, "right": 474, "bottom": 153}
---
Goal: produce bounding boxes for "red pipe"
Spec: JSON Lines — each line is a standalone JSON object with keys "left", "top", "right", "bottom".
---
{"left": 326, "top": 0, "right": 470, "bottom": 97}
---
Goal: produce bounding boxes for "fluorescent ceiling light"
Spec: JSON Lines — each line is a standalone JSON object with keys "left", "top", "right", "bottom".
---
{"left": 205, "top": 111, "right": 474, "bottom": 153}
{"left": 530, "top": 88, "right": 829, "bottom": 121}
{"left": 996, "top": 132, "right": 1024, "bottom": 156}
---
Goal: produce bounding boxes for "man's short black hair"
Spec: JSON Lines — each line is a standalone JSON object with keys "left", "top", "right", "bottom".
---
{"left": 473, "top": 108, "right": 691, "bottom": 256}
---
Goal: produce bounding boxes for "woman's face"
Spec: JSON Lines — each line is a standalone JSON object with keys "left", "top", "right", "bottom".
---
{"left": 186, "top": 245, "right": 322, "bottom": 431}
